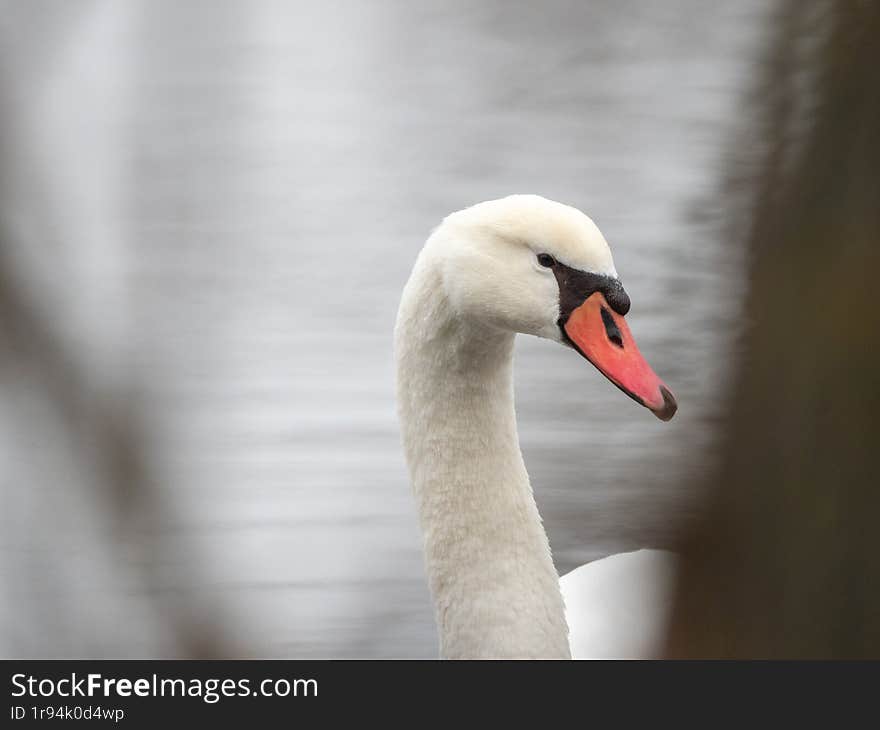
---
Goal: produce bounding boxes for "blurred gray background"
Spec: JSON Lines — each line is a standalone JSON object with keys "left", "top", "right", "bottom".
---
{"left": 0, "top": 0, "right": 766, "bottom": 657}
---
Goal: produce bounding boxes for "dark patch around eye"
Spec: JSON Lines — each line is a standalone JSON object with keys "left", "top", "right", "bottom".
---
{"left": 551, "top": 260, "right": 631, "bottom": 326}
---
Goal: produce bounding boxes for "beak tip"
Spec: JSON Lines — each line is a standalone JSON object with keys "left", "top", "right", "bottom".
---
{"left": 653, "top": 386, "right": 678, "bottom": 421}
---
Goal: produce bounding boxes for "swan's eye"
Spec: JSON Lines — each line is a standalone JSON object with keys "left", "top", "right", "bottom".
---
{"left": 537, "top": 253, "right": 556, "bottom": 268}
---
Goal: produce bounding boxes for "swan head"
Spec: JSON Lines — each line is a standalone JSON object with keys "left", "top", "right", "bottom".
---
{"left": 431, "top": 194, "right": 677, "bottom": 421}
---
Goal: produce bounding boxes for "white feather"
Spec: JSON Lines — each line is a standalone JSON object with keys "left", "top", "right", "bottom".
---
{"left": 561, "top": 549, "right": 677, "bottom": 659}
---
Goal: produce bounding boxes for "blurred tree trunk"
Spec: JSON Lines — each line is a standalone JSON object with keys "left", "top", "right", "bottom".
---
{"left": 666, "top": 0, "right": 880, "bottom": 657}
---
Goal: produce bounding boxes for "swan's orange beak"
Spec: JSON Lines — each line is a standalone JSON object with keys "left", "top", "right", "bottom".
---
{"left": 562, "top": 293, "right": 677, "bottom": 421}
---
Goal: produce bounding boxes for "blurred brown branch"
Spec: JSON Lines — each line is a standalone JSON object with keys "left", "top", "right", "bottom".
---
{"left": 666, "top": 0, "right": 880, "bottom": 657}
{"left": 0, "top": 4, "right": 235, "bottom": 655}
{"left": 0, "top": 238, "right": 235, "bottom": 657}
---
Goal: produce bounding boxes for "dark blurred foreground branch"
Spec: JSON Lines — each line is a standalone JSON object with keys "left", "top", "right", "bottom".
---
{"left": 0, "top": 3, "right": 244, "bottom": 658}
{"left": 0, "top": 242, "right": 235, "bottom": 657}
{"left": 666, "top": 0, "right": 880, "bottom": 657}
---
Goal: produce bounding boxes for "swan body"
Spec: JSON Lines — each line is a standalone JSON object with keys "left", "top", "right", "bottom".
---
{"left": 561, "top": 549, "right": 676, "bottom": 659}
{"left": 395, "top": 195, "right": 677, "bottom": 658}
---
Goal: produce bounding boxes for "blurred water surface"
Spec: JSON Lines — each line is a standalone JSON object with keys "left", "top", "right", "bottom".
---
{"left": 0, "top": 0, "right": 765, "bottom": 656}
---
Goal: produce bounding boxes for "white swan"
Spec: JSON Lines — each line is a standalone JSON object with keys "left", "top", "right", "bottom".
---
{"left": 395, "top": 195, "right": 678, "bottom": 659}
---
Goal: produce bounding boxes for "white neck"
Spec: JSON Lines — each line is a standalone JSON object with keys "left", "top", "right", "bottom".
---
{"left": 395, "top": 258, "right": 570, "bottom": 659}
